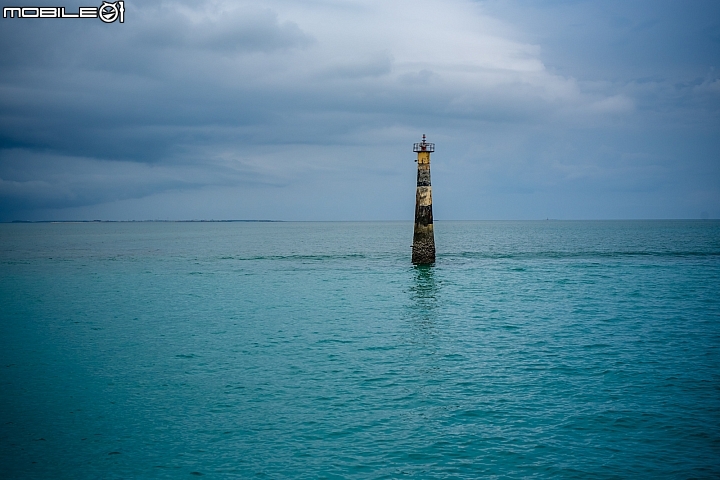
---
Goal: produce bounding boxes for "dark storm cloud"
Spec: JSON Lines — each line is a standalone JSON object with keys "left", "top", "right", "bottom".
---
{"left": 480, "top": 0, "right": 720, "bottom": 77}
{"left": 0, "top": 0, "right": 718, "bottom": 220}
{"left": 0, "top": 2, "right": 315, "bottom": 159}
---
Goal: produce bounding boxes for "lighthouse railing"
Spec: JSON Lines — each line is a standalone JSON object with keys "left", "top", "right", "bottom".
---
{"left": 413, "top": 142, "right": 435, "bottom": 153}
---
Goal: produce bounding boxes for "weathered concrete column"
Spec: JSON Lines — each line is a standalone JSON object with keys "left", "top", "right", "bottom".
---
{"left": 412, "top": 135, "right": 436, "bottom": 264}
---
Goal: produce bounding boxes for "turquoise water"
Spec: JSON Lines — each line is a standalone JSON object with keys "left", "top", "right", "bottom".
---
{"left": 1, "top": 221, "right": 719, "bottom": 478}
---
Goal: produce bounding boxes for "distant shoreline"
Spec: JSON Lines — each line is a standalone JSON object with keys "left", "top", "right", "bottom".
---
{"left": 6, "top": 219, "right": 282, "bottom": 224}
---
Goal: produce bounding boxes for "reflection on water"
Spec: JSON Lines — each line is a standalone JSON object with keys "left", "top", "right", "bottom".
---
{"left": 407, "top": 264, "right": 438, "bottom": 330}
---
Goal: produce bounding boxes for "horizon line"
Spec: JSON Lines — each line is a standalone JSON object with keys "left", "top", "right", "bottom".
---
{"left": 2, "top": 218, "right": 716, "bottom": 224}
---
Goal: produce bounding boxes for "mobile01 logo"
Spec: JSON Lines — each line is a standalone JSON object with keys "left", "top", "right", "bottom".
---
{"left": 3, "top": 1, "right": 124, "bottom": 23}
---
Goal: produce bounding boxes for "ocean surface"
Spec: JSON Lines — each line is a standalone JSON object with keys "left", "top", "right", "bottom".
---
{"left": 1, "top": 220, "right": 719, "bottom": 479}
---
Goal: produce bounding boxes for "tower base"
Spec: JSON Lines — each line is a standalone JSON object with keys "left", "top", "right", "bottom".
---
{"left": 412, "top": 228, "right": 435, "bottom": 264}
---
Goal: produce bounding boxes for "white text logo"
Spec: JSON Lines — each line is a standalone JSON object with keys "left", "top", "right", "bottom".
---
{"left": 3, "top": 2, "right": 124, "bottom": 23}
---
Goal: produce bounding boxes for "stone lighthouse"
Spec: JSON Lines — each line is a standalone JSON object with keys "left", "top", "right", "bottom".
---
{"left": 412, "top": 134, "right": 436, "bottom": 264}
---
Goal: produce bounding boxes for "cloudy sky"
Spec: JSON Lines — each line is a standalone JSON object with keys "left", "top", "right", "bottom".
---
{"left": 0, "top": 0, "right": 718, "bottom": 221}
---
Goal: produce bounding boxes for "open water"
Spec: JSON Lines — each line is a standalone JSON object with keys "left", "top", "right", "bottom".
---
{"left": 1, "top": 220, "right": 719, "bottom": 478}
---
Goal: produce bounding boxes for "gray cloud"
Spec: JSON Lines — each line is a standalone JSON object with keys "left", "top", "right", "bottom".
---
{"left": 132, "top": 5, "right": 314, "bottom": 53}
{"left": 0, "top": 0, "right": 718, "bottom": 220}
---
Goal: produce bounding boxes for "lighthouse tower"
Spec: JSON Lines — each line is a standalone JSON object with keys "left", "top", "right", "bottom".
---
{"left": 412, "top": 134, "right": 436, "bottom": 264}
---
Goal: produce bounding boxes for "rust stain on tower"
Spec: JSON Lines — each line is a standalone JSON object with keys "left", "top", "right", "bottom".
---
{"left": 412, "top": 134, "right": 436, "bottom": 264}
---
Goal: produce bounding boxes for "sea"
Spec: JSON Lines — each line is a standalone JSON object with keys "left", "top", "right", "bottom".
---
{"left": 1, "top": 220, "right": 719, "bottom": 479}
